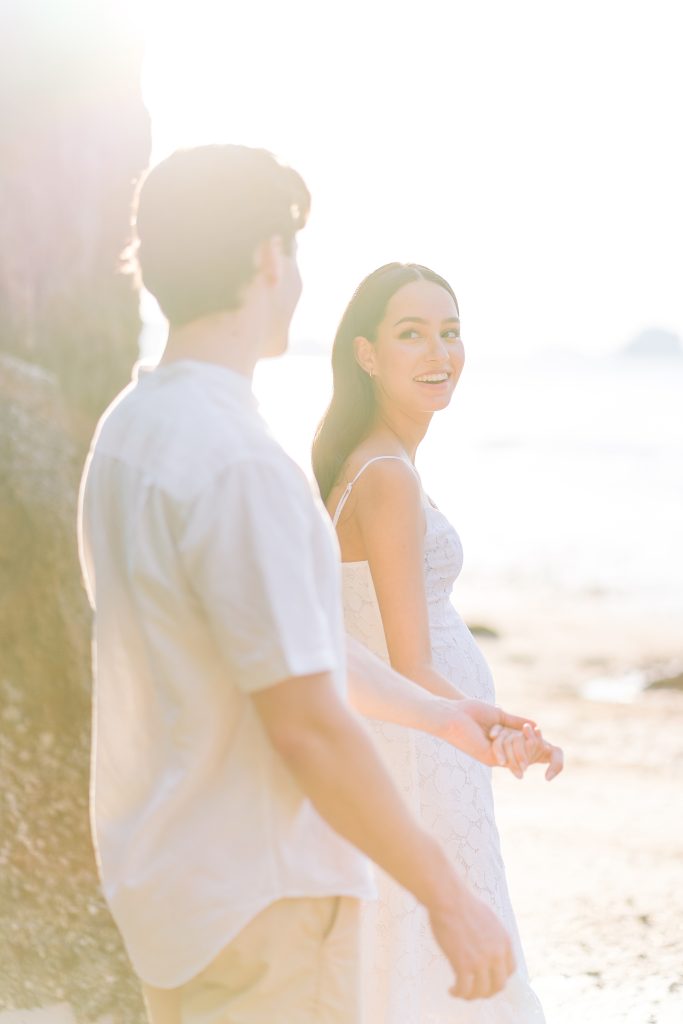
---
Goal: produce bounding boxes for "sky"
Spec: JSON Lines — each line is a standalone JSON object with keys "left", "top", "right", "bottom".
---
{"left": 140, "top": 0, "right": 683, "bottom": 358}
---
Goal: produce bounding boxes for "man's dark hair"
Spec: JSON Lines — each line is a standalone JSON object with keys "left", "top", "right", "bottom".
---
{"left": 132, "top": 145, "right": 310, "bottom": 327}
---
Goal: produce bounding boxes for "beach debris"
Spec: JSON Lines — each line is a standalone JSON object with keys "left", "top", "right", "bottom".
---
{"left": 580, "top": 661, "right": 683, "bottom": 703}
{"left": 467, "top": 623, "right": 501, "bottom": 639}
{"left": 645, "top": 671, "right": 683, "bottom": 692}
{"left": 622, "top": 328, "right": 682, "bottom": 358}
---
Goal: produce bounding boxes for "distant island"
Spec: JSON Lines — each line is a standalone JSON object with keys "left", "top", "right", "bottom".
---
{"left": 623, "top": 328, "right": 682, "bottom": 357}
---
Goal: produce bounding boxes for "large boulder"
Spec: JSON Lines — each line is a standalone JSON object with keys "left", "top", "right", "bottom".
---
{"left": 0, "top": 355, "right": 146, "bottom": 1022}
{"left": 0, "top": 355, "right": 90, "bottom": 726}
{"left": 0, "top": 5, "right": 151, "bottom": 1019}
{"left": 0, "top": 1, "right": 150, "bottom": 439}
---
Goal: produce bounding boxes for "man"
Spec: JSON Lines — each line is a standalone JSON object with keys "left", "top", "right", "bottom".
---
{"left": 78, "top": 145, "right": 556, "bottom": 1023}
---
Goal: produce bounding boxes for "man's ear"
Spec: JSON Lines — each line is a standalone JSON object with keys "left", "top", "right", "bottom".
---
{"left": 353, "top": 335, "right": 376, "bottom": 377}
{"left": 254, "top": 236, "right": 283, "bottom": 286}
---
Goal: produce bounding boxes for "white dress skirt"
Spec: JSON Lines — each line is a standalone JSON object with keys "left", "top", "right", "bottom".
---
{"left": 335, "top": 463, "right": 546, "bottom": 1023}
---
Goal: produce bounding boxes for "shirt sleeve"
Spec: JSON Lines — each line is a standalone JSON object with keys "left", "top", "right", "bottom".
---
{"left": 179, "top": 457, "right": 339, "bottom": 692}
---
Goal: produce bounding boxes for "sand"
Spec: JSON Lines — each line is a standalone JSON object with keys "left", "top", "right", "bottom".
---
{"left": 475, "top": 586, "right": 683, "bottom": 1024}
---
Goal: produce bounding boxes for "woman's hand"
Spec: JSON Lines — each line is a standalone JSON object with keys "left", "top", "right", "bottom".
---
{"left": 489, "top": 722, "right": 564, "bottom": 781}
{"left": 345, "top": 635, "right": 564, "bottom": 781}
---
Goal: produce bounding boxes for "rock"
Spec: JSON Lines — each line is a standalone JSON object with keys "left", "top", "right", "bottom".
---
{"left": 646, "top": 672, "right": 683, "bottom": 692}
{"left": 0, "top": 355, "right": 91, "bottom": 727}
{"left": 0, "top": 8, "right": 151, "bottom": 1022}
{"left": 0, "top": 1006, "right": 76, "bottom": 1023}
{"left": 623, "top": 328, "right": 682, "bottom": 358}
{"left": 0, "top": 0, "right": 151, "bottom": 441}
{"left": 0, "top": 355, "right": 146, "bottom": 1024}
{"left": 467, "top": 623, "right": 501, "bottom": 639}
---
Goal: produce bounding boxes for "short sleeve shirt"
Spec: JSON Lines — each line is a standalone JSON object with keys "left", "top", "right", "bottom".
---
{"left": 78, "top": 360, "right": 374, "bottom": 987}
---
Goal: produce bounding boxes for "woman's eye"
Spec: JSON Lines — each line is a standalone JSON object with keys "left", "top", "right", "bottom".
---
{"left": 442, "top": 331, "right": 461, "bottom": 342}
{"left": 399, "top": 329, "right": 421, "bottom": 340}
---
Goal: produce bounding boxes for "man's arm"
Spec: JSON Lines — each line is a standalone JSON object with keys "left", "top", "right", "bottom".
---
{"left": 252, "top": 672, "right": 515, "bottom": 1001}
{"left": 346, "top": 634, "right": 563, "bottom": 781}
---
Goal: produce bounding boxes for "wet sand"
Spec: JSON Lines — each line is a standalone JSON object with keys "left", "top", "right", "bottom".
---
{"left": 473, "top": 587, "right": 683, "bottom": 1024}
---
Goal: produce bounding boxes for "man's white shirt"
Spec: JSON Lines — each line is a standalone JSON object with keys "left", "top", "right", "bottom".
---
{"left": 78, "top": 359, "right": 373, "bottom": 987}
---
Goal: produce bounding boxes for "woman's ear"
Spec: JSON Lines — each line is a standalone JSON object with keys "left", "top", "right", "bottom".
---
{"left": 353, "top": 335, "right": 376, "bottom": 377}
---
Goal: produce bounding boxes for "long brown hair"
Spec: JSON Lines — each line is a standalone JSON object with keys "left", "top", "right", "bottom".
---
{"left": 312, "top": 263, "right": 458, "bottom": 502}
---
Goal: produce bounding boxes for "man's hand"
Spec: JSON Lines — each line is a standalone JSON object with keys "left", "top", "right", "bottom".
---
{"left": 428, "top": 881, "right": 516, "bottom": 999}
{"left": 344, "top": 636, "right": 563, "bottom": 781}
{"left": 254, "top": 670, "right": 516, "bottom": 1000}
{"left": 436, "top": 699, "right": 564, "bottom": 781}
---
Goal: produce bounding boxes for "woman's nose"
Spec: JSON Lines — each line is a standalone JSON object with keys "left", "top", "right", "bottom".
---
{"left": 426, "top": 334, "right": 448, "bottom": 360}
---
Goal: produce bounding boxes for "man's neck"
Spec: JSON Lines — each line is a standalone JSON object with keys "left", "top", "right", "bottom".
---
{"left": 159, "top": 306, "right": 268, "bottom": 380}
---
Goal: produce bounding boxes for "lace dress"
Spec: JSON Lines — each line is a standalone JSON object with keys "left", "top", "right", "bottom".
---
{"left": 333, "top": 458, "right": 545, "bottom": 1023}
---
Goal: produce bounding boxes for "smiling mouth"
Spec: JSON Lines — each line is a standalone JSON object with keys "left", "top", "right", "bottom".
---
{"left": 413, "top": 372, "right": 450, "bottom": 384}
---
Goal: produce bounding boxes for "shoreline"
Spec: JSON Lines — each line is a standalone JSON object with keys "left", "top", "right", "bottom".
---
{"left": 459, "top": 581, "right": 683, "bottom": 699}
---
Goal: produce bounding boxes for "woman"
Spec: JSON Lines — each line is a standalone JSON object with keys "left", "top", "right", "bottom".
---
{"left": 313, "top": 263, "right": 552, "bottom": 1022}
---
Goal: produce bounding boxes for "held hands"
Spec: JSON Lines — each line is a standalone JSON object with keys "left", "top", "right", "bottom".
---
{"left": 438, "top": 698, "right": 564, "bottom": 781}
{"left": 488, "top": 721, "right": 564, "bottom": 781}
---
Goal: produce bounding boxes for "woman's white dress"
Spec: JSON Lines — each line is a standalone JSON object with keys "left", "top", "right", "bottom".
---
{"left": 334, "top": 459, "right": 546, "bottom": 1023}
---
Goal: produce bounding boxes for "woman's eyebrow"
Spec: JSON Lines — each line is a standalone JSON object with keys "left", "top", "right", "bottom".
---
{"left": 393, "top": 316, "right": 461, "bottom": 326}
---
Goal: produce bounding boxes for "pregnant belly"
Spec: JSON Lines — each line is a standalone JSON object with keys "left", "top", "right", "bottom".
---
{"left": 430, "top": 611, "right": 496, "bottom": 703}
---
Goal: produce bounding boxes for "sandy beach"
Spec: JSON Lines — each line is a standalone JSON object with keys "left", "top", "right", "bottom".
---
{"left": 479, "top": 587, "right": 683, "bottom": 1024}
{"left": 2, "top": 584, "right": 682, "bottom": 1024}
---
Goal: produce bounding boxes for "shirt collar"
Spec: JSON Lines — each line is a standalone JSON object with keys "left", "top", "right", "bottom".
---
{"left": 134, "top": 358, "right": 258, "bottom": 410}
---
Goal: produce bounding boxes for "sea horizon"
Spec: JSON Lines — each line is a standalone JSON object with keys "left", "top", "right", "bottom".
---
{"left": 251, "top": 346, "right": 683, "bottom": 617}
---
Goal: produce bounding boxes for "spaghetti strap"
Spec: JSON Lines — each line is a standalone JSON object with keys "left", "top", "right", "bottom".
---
{"left": 331, "top": 456, "right": 415, "bottom": 527}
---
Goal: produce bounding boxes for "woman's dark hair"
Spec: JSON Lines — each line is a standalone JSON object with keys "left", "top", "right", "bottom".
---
{"left": 131, "top": 144, "right": 310, "bottom": 327}
{"left": 312, "top": 262, "right": 458, "bottom": 502}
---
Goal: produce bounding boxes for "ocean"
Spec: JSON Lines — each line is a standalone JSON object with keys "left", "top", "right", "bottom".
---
{"left": 253, "top": 347, "right": 683, "bottom": 618}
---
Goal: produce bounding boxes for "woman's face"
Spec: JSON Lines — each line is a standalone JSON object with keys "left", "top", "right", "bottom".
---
{"left": 359, "top": 279, "right": 465, "bottom": 416}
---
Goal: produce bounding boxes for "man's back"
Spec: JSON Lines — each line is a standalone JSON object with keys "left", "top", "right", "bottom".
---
{"left": 79, "top": 358, "right": 372, "bottom": 988}
{"left": 79, "top": 144, "right": 520, "bottom": 1020}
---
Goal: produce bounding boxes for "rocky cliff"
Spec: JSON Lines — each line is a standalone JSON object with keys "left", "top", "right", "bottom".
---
{"left": 1, "top": 4, "right": 151, "bottom": 1020}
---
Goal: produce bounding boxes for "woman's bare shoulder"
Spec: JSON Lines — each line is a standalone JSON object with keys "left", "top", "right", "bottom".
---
{"left": 326, "top": 439, "right": 420, "bottom": 530}
{"left": 347, "top": 447, "right": 422, "bottom": 518}
{"left": 343, "top": 438, "right": 414, "bottom": 482}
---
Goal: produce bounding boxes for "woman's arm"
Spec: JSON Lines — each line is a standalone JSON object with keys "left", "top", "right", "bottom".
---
{"left": 346, "top": 633, "right": 564, "bottom": 777}
{"left": 352, "top": 458, "right": 465, "bottom": 699}
{"left": 347, "top": 460, "right": 563, "bottom": 780}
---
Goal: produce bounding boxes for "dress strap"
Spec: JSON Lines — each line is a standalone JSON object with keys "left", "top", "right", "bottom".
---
{"left": 331, "top": 456, "right": 414, "bottom": 527}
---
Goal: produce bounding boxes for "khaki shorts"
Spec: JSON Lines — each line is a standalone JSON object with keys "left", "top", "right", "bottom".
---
{"left": 143, "top": 896, "right": 361, "bottom": 1024}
